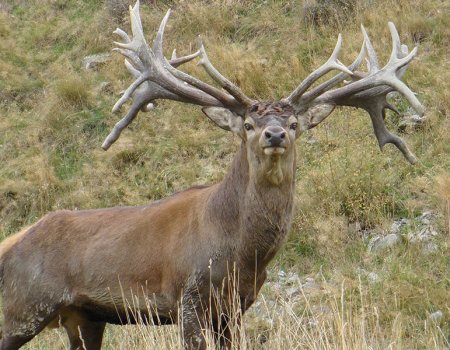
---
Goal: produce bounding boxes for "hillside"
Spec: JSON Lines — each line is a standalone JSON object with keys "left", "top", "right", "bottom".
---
{"left": 0, "top": 0, "right": 448, "bottom": 348}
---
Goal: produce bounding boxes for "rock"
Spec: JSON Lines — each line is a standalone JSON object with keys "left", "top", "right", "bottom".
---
{"left": 368, "top": 233, "right": 400, "bottom": 252}
{"left": 99, "top": 81, "right": 113, "bottom": 94}
{"left": 367, "top": 272, "right": 380, "bottom": 284}
{"left": 390, "top": 218, "right": 410, "bottom": 234}
{"left": 286, "top": 272, "right": 300, "bottom": 285}
{"left": 305, "top": 130, "right": 319, "bottom": 145}
{"left": 356, "top": 268, "right": 381, "bottom": 284}
{"left": 421, "top": 242, "right": 439, "bottom": 254}
{"left": 418, "top": 210, "right": 435, "bottom": 225}
{"left": 286, "top": 287, "right": 301, "bottom": 299}
{"left": 399, "top": 114, "right": 427, "bottom": 132}
{"left": 311, "top": 305, "right": 332, "bottom": 316}
{"left": 277, "top": 270, "right": 287, "bottom": 279}
{"left": 301, "top": 278, "right": 322, "bottom": 297}
{"left": 0, "top": 3, "right": 12, "bottom": 13}
{"left": 305, "top": 318, "right": 319, "bottom": 328}
{"left": 407, "top": 226, "right": 438, "bottom": 243}
{"left": 257, "top": 58, "right": 269, "bottom": 67}
{"left": 82, "top": 53, "right": 111, "bottom": 70}
{"left": 429, "top": 310, "right": 443, "bottom": 321}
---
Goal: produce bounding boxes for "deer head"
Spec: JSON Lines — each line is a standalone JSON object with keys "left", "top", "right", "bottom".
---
{"left": 103, "top": 1, "right": 424, "bottom": 166}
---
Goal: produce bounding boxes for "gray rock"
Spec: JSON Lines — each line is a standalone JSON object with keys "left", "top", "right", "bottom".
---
{"left": 368, "top": 233, "right": 400, "bottom": 252}
{"left": 99, "top": 81, "right": 113, "bottom": 94}
{"left": 399, "top": 114, "right": 427, "bottom": 132}
{"left": 390, "top": 218, "right": 410, "bottom": 233}
{"left": 311, "top": 305, "right": 332, "bottom": 316}
{"left": 286, "top": 272, "right": 300, "bottom": 285}
{"left": 82, "top": 53, "right": 111, "bottom": 70}
{"left": 429, "top": 310, "right": 443, "bottom": 321}
{"left": 367, "top": 272, "right": 380, "bottom": 284}
{"left": 286, "top": 287, "right": 301, "bottom": 299}
{"left": 421, "top": 242, "right": 439, "bottom": 254}
{"left": 418, "top": 210, "right": 435, "bottom": 225}
{"left": 407, "top": 226, "right": 438, "bottom": 243}
{"left": 390, "top": 218, "right": 410, "bottom": 234}
{"left": 305, "top": 131, "right": 319, "bottom": 145}
{"left": 277, "top": 270, "right": 287, "bottom": 279}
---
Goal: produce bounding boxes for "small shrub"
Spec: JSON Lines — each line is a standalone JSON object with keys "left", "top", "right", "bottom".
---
{"left": 303, "top": 0, "right": 359, "bottom": 27}
{"left": 105, "top": 0, "right": 130, "bottom": 24}
{"left": 54, "top": 76, "right": 91, "bottom": 108}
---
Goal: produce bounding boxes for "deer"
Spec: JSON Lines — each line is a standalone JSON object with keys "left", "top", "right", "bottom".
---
{"left": 0, "top": 2, "right": 424, "bottom": 350}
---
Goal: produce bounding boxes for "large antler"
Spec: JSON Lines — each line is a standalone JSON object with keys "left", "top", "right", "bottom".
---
{"left": 102, "top": 1, "right": 254, "bottom": 150}
{"left": 285, "top": 23, "right": 425, "bottom": 164}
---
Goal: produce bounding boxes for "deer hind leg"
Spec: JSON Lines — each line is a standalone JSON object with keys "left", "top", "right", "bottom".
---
{"left": 0, "top": 303, "right": 59, "bottom": 350}
{"left": 59, "top": 308, "right": 105, "bottom": 350}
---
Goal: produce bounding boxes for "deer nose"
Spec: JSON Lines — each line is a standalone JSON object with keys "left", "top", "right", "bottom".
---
{"left": 263, "top": 126, "right": 286, "bottom": 147}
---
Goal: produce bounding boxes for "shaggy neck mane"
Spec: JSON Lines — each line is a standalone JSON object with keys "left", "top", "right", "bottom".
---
{"left": 207, "top": 142, "right": 296, "bottom": 272}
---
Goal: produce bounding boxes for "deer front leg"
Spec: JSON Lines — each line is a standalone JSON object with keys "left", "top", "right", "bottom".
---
{"left": 181, "top": 274, "right": 207, "bottom": 350}
{"left": 212, "top": 312, "right": 241, "bottom": 350}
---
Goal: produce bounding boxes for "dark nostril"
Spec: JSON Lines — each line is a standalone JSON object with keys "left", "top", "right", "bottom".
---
{"left": 265, "top": 131, "right": 272, "bottom": 139}
{"left": 280, "top": 132, "right": 286, "bottom": 139}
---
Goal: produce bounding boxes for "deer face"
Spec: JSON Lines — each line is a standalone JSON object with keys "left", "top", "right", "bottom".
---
{"left": 243, "top": 102, "right": 299, "bottom": 157}
{"left": 203, "top": 102, "right": 300, "bottom": 185}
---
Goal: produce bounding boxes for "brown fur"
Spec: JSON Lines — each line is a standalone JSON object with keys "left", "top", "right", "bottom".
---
{"left": 0, "top": 102, "right": 300, "bottom": 350}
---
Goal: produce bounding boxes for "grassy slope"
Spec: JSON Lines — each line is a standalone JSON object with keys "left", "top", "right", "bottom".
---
{"left": 0, "top": 0, "right": 448, "bottom": 348}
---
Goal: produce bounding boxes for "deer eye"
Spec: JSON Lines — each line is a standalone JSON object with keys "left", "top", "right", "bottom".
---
{"left": 244, "top": 123, "right": 254, "bottom": 131}
{"left": 289, "top": 122, "right": 298, "bottom": 130}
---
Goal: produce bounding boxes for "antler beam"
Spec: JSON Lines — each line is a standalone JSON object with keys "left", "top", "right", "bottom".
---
{"left": 102, "top": 1, "right": 253, "bottom": 150}
{"left": 285, "top": 22, "right": 424, "bottom": 164}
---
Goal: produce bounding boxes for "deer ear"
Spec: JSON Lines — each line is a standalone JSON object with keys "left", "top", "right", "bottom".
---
{"left": 202, "top": 107, "right": 243, "bottom": 135}
{"left": 297, "top": 104, "right": 335, "bottom": 132}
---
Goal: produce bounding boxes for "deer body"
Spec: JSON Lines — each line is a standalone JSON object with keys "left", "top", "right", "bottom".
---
{"left": 0, "top": 106, "right": 297, "bottom": 349}
{"left": 0, "top": 1, "right": 424, "bottom": 349}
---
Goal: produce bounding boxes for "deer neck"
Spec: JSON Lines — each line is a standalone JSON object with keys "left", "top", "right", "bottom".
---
{"left": 208, "top": 142, "right": 296, "bottom": 270}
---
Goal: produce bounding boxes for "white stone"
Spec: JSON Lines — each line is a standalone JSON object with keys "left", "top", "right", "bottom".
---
{"left": 82, "top": 53, "right": 112, "bottom": 70}
{"left": 430, "top": 310, "right": 443, "bottom": 321}
{"left": 367, "top": 272, "right": 380, "bottom": 284}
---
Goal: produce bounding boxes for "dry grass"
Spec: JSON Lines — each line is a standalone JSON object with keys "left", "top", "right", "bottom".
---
{"left": 21, "top": 280, "right": 447, "bottom": 349}
{"left": 1, "top": 0, "right": 449, "bottom": 348}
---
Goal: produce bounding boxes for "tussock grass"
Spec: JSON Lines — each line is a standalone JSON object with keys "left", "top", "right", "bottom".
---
{"left": 1, "top": 0, "right": 449, "bottom": 348}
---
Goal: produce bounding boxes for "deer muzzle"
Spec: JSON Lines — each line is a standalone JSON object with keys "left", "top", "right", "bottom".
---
{"left": 260, "top": 126, "right": 288, "bottom": 155}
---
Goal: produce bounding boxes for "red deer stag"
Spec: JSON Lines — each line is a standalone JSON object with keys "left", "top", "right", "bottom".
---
{"left": 0, "top": 2, "right": 424, "bottom": 349}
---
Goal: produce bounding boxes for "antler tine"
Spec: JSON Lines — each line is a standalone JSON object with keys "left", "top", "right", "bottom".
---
{"left": 102, "top": 96, "right": 147, "bottom": 150}
{"left": 125, "top": 59, "right": 140, "bottom": 78}
{"left": 197, "top": 38, "right": 255, "bottom": 107}
{"left": 382, "top": 50, "right": 424, "bottom": 114}
{"left": 388, "top": 22, "right": 403, "bottom": 65}
{"left": 112, "top": 74, "right": 147, "bottom": 113}
{"left": 114, "top": 2, "right": 147, "bottom": 54}
{"left": 299, "top": 38, "right": 366, "bottom": 109}
{"left": 164, "top": 52, "right": 243, "bottom": 111}
{"left": 169, "top": 50, "right": 199, "bottom": 68}
{"left": 151, "top": 13, "right": 242, "bottom": 110}
{"left": 114, "top": 28, "right": 131, "bottom": 44}
{"left": 285, "top": 34, "right": 354, "bottom": 106}
{"left": 369, "top": 107, "right": 418, "bottom": 164}
{"left": 360, "top": 25, "right": 379, "bottom": 74}
{"left": 152, "top": 7, "right": 171, "bottom": 60}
